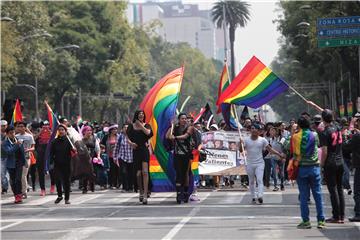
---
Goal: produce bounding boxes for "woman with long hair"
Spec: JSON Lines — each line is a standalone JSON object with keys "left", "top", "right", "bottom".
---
{"left": 101, "top": 125, "right": 119, "bottom": 189}
{"left": 127, "top": 110, "right": 153, "bottom": 204}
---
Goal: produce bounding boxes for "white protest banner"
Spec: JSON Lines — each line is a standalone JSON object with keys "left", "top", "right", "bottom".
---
{"left": 199, "top": 130, "right": 250, "bottom": 175}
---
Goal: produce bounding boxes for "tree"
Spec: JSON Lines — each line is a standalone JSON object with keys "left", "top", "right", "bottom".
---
{"left": 212, "top": 1, "right": 250, "bottom": 79}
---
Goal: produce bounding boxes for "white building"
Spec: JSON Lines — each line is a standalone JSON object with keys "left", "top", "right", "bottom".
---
{"left": 126, "top": 1, "right": 227, "bottom": 61}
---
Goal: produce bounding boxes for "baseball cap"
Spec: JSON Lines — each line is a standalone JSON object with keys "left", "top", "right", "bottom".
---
{"left": 1, "top": 120, "right": 8, "bottom": 126}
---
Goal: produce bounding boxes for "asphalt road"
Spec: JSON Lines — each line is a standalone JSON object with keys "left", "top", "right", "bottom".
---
{"left": 1, "top": 184, "right": 359, "bottom": 240}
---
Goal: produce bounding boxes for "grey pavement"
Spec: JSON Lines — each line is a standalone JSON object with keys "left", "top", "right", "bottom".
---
{"left": 1, "top": 184, "right": 359, "bottom": 240}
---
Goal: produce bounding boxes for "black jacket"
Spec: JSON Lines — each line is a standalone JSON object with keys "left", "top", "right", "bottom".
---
{"left": 50, "top": 136, "right": 72, "bottom": 166}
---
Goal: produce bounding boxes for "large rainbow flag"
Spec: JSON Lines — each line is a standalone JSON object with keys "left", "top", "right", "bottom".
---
{"left": 218, "top": 56, "right": 289, "bottom": 108}
{"left": 216, "top": 63, "right": 238, "bottom": 130}
{"left": 140, "top": 67, "right": 184, "bottom": 192}
{"left": 10, "top": 99, "right": 23, "bottom": 126}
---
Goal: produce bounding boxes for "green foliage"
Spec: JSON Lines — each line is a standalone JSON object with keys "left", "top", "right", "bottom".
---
{"left": 1, "top": 1, "right": 224, "bottom": 123}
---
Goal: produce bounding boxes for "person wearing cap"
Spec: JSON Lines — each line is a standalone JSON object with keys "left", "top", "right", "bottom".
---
{"left": 35, "top": 120, "right": 55, "bottom": 196}
{"left": 2, "top": 126, "right": 26, "bottom": 203}
{"left": 1, "top": 120, "right": 9, "bottom": 194}
{"left": 101, "top": 124, "right": 120, "bottom": 189}
{"left": 15, "top": 121, "right": 35, "bottom": 199}
{"left": 320, "top": 109, "right": 345, "bottom": 224}
{"left": 167, "top": 112, "right": 194, "bottom": 204}
{"left": 240, "top": 123, "right": 286, "bottom": 204}
{"left": 50, "top": 124, "right": 73, "bottom": 204}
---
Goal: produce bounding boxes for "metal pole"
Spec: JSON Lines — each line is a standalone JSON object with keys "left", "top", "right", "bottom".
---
{"left": 78, "top": 88, "right": 82, "bottom": 116}
{"left": 61, "top": 96, "right": 64, "bottom": 116}
{"left": 35, "top": 77, "right": 39, "bottom": 121}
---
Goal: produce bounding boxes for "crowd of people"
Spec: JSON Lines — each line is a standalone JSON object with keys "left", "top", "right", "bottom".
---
{"left": 1, "top": 104, "right": 360, "bottom": 228}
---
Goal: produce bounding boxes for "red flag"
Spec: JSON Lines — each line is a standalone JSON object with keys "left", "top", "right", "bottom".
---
{"left": 11, "top": 99, "right": 23, "bottom": 125}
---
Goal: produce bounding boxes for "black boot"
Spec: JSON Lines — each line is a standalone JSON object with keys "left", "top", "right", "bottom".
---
{"left": 176, "top": 186, "right": 182, "bottom": 204}
{"left": 183, "top": 187, "right": 189, "bottom": 203}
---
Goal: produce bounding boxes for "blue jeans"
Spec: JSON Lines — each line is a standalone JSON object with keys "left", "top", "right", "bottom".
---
{"left": 1, "top": 158, "right": 9, "bottom": 191}
{"left": 271, "top": 158, "right": 284, "bottom": 187}
{"left": 297, "top": 166, "right": 325, "bottom": 222}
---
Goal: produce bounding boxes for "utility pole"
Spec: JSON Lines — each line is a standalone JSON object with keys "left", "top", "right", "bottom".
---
{"left": 78, "top": 88, "right": 82, "bottom": 117}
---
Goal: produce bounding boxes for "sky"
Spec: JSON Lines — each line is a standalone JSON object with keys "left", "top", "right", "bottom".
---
{"left": 131, "top": 0, "right": 282, "bottom": 70}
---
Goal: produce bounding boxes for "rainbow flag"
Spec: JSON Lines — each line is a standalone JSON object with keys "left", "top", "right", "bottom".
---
{"left": 218, "top": 56, "right": 289, "bottom": 108}
{"left": 44, "top": 102, "right": 60, "bottom": 171}
{"left": 339, "top": 105, "right": 345, "bottom": 117}
{"left": 191, "top": 150, "right": 199, "bottom": 177}
{"left": 140, "top": 67, "right": 184, "bottom": 192}
{"left": 10, "top": 99, "right": 23, "bottom": 126}
{"left": 216, "top": 63, "right": 238, "bottom": 130}
{"left": 290, "top": 128, "right": 317, "bottom": 161}
{"left": 347, "top": 101, "right": 353, "bottom": 116}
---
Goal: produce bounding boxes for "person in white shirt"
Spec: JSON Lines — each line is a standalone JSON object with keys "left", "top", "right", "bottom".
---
{"left": 240, "top": 124, "right": 285, "bottom": 204}
{"left": 15, "top": 122, "right": 35, "bottom": 199}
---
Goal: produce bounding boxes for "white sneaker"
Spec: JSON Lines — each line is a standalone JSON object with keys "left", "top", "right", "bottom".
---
{"left": 201, "top": 181, "right": 206, "bottom": 187}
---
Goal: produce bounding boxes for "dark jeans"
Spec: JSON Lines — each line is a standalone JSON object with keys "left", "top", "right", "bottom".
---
{"left": 36, "top": 144, "right": 47, "bottom": 190}
{"left": 8, "top": 167, "right": 22, "bottom": 195}
{"left": 324, "top": 164, "right": 345, "bottom": 219}
{"left": 28, "top": 164, "right": 37, "bottom": 189}
{"left": 54, "top": 164, "right": 71, "bottom": 201}
{"left": 342, "top": 158, "right": 351, "bottom": 190}
{"left": 271, "top": 158, "right": 285, "bottom": 187}
{"left": 109, "top": 158, "right": 120, "bottom": 188}
{"left": 263, "top": 158, "right": 272, "bottom": 187}
{"left": 174, "top": 154, "right": 191, "bottom": 187}
{"left": 121, "top": 161, "right": 134, "bottom": 191}
{"left": 354, "top": 167, "right": 360, "bottom": 217}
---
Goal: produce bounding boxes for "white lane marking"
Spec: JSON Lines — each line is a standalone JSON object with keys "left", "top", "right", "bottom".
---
{"left": 26, "top": 196, "right": 55, "bottom": 206}
{"left": 71, "top": 194, "right": 102, "bottom": 205}
{"left": 1, "top": 204, "right": 353, "bottom": 211}
{"left": 57, "top": 226, "right": 108, "bottom": 240}
{"left": 1, "top": 215, "right": 302, "bottom": 224}
{"left": 102, "top": 193, "right": 138, "bottom": 204}
{"left": 161, "top": 192, "right": 210, "bottom": 240}
{"left": 152, "top": 192, "right": 175, "bottom": 202}
{"left": 220, "top": 192, "right": 245, "bottom": 204}
{"left": 0, "top": 220, "right": 24, "bottom": 231}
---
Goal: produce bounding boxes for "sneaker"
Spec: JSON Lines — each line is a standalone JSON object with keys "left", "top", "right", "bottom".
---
{"left": 349, "top": 216, "right": 360, "bottom": 222}
{"left": 142, "top": 198, "right": 148, "bottom": 205}
{"left": 280, "top": 185, "right": 285, "bottom": 191}
{"left": 252, "top": 198, "right": 257, "bottom": 204}
{"left": 297, "top": 221, "right": 311, "bottom": 229}
{"left": 317, "top": 220, "right": 325, "bottom": 229}
{"left": 54, "top": 197, "right": 63, "bottom": 204}
{"left": 15, "top": 194, "right": 23, "bottom": 204}
{"left": 139, "top": 194, "right": 144, "bottom": 203}
{"left": 258, "top": 198, "right": 263, "bottom": 204}
{"left": 273, "top": 187, "right": 280, "bottom": 192}
{"left": 176, "top": 192, "right": 182, "bottom": 204}
{"left": 347, "top": 189, "right": 352, "bottom": 195}
{"left": 40, "top": 190, "right": 46, "bottom": 196}
{"left": 50, "top": 185, "right": 55, "bottom": 194}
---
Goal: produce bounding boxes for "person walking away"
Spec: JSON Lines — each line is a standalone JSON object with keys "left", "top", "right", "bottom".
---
{"left": 240, "top": 124, "right": 285, "bottom": 204}
{"left": 289, "top": 117, "right": 325, "bottom": 229}
{"left": 320, "top": 110, "right": 345, "bottom": 224}
{"left": 127, "top": 110, "right": 153, "bottom": 204}
{"left": 1, "top": 120, "right": 9, "bottom": 194}
{"left": 50, "top": 124, "right": 73, "bottom": 204}
{"left": 2, "top": 126, "right": 26, "bottom": 203}
{"left": 15, "top": 122, "right": 35, "bottom": 199}
{"left": 349, "top": 116, "right": 360, "bottom": 222}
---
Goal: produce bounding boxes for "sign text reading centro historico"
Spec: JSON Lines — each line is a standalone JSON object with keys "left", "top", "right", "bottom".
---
{"left": 317, "top": 16, "right": 360, "bottom": 48}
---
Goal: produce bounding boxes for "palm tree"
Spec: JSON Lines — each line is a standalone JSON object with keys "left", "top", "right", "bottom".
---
{"left": 212, "top": 1, "right": 250, "bottom": 79}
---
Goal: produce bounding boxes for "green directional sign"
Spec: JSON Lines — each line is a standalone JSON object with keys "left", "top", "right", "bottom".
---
{"left": 318, "top": 37, "right": 360, "bottom": 48}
